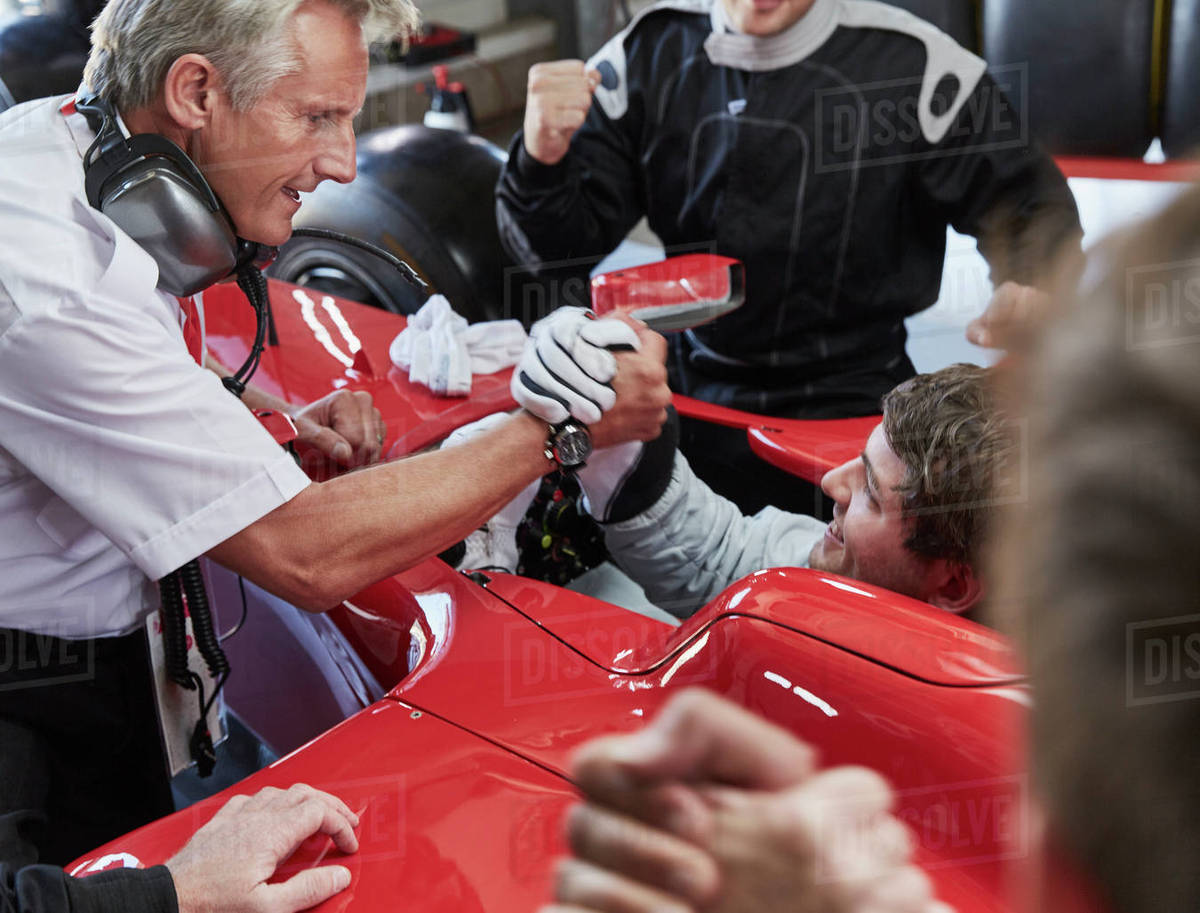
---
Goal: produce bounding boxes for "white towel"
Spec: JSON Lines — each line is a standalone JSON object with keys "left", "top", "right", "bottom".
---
{"left": 389, "top": 295, "right": 527, "bottom": 396}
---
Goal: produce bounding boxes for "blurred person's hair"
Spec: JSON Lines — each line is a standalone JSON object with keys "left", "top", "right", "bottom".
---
{"left": 83, "top": 0, "right": 418, "bottom": 112}
{"left": 881, "top": 363, "right": 1015, "bottom": 571}
{"left": 998, "top": 185, "right": 1200, "bottom": 913}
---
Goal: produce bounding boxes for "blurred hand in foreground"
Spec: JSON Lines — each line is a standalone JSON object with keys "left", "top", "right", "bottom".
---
{"left": 547, "top": 688, "right": 952, "bottom": 913}
{"left": 967, "top": 281, "right": 1051, "bottom": 350}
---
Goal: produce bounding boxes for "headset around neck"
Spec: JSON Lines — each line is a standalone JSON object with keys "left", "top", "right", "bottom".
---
{"left": 74, "top": 90, "right": 274, "bottom": 297}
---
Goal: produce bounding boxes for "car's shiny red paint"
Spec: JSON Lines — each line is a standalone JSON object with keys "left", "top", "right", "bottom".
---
{"left": 65, "top": 279, "right": 1097, "bottom": 913}
{"left": 73, "top": 698, "right": 576, "bottom": 913}
{"left": 73, "top": 554, "right": 1028, "bottom": 912}
{"left": 673, "top": 393, "right": 879, "bottom": 484}
{"left": 203, "top": 279, "right": 516, "bottom": 465}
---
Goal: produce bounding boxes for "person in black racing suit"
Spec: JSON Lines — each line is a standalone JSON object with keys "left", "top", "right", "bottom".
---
{"left": 496, "top": 0, "right": 1082, "bottom": 513}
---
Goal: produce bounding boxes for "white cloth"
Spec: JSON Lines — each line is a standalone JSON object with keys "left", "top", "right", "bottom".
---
{"left": 603, "top": 453, "right": 826, "bottom": 618}
{"left": 0, "top": 96, "right": 311, "bottom": 639}
{"left": 388, "top": 294, "right": 526, "bottom": 396}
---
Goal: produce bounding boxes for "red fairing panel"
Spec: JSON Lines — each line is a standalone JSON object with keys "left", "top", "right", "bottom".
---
{"left": 481, "top": 568, "right": 1020, "bottom": 684}
{"left": 70, "top": 700, "right": 575, "bottom": 913}
{"left": 673, "top": 393, "right": 878, "bottom": 484}
{"left": 71, "top": 558, "right": 1029, "bottom": 913}
{"left": 341, "top": 561, "right": 1028, "bottom": 908}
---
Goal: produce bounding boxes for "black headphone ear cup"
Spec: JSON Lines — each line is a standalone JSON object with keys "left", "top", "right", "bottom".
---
{"left": 77, "top": 95, "right": 243, "bottom": 296}
{"left": 96, "top": 152, "right": 239, "bottom": 296}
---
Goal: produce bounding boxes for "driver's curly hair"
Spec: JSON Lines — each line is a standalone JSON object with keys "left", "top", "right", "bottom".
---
{"left": 881, "top": 363, "right": 1014, "bottom": 569}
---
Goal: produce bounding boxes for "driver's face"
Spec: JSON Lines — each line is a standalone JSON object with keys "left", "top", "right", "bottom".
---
{"left": 808, "top": 425, "right": 936, "bottom": 600}
{"left": 192, "top": 0, "right": 366, "bottom": 247}
{"left": 720, "top": 0, "right": 817, "bottom": 36}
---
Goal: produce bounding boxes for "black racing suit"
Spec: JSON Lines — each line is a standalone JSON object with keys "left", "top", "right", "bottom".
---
{"left": 497, "top": 0, "right": 1081, "bottom": 419}
{"left": 0, "top": 863, "right": 175, "bottom": 913}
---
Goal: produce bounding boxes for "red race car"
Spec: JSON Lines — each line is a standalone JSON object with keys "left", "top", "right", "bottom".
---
{"left": 59, "top": 266, "right": 1100, "bottom": 913}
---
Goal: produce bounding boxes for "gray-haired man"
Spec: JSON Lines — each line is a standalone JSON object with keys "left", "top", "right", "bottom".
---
{"left": 0, "top": 0, "right": 670, "bottom": 870}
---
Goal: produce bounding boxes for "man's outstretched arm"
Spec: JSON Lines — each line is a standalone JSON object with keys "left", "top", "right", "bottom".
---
{"left": 208, "top": 333, "right": 672, "bottom": 611}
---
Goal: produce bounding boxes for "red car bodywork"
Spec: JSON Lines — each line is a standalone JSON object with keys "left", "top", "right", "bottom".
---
{"left": 65, "top": 280, "right": 1084, "bottom": 913}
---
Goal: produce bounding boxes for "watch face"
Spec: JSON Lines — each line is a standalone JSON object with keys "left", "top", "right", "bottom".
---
{"left": 554, "top": 425, "right": 593, "bottom": 467}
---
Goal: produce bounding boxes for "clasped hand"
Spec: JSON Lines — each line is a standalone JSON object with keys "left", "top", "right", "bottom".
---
{"left": 293, "top": 389, "right": 386, "bottom": 468}
{"left": 547, "top": 689, "right": 953, "bottom": 913}
{"left": 513, "top": 307, "right": 671, "bottom": 447}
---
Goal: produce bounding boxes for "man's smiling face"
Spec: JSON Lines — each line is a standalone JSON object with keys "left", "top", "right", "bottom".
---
{"left": 808, "top": 424, "right": 938, "bottom": 601}
{"left": 190, "top": 0, "right": 367, "bottom": 246}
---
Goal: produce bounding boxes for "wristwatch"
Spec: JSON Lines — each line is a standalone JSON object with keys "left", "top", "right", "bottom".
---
{"left": 545, "top": 421, "right": 592, "bottom": 470}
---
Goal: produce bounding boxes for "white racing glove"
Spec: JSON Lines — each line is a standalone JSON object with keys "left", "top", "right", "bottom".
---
{"left": 512, "top": 307, "right": 640, "bottom": 425}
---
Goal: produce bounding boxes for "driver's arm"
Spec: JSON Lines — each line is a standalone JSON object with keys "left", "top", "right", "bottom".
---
{"left": 601, "top": 452, "right": 827, "bottom": 618}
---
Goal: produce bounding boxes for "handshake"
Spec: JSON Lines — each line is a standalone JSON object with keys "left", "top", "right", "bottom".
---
{"left": 439, "top": 307, "right": 672, "bottom": 575}
{"left": 511, "top": 307, "right": 671, "bottom": 447}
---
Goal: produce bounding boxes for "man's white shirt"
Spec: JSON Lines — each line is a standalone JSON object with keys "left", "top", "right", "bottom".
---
{"left": 0, "top": 96, "right": 310, "bottom": 638}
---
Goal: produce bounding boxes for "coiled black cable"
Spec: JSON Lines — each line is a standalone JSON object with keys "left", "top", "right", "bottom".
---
{"left": 159, "top": 263, "right": 268, "bottom": 777}
{"left": 222, "top": 265, "right": 271, "bottom": 397}
{"left": 180, "top": 561, "right": 228, "bottom": 682}
{"left": 157, "top": 570, "right": 195, "bottom": 690}
{"left": 157, "top": 561, "right": 223, "bottom": 777}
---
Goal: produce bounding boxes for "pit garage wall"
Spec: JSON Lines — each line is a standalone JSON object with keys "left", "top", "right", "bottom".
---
{"left": 359, "top": 0, "right": 647, "bottom": 132}
{"left": 361, "top": 0, "right": 558, "bottom": 131}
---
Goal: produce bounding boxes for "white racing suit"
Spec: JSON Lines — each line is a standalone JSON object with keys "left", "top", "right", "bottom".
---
{"left": 598, "top": 453, "right": 826, "bottom": 618}
{"left": 446, "top": 409, "right": 825, "bottom": 619}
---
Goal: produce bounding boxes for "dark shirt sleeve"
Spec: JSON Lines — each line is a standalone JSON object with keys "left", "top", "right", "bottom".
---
{"left": 495, "top": 83, "right": 647, "bottom": 270}
{"left": 0, "top": 865, "right": 177, "bottom": 913}
{"left": 915, "top": 71, "right": 1083, "bottom": 287}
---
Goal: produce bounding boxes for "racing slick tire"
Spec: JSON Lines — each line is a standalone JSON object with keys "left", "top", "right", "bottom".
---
{"left": 269, "top": 124, "right": 515, "bottom": 323}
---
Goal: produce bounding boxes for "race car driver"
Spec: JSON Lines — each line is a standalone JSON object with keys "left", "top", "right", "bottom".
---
{"left": 457, "top": 359, "right": 1008, "bottom": 620}
{"left": 0, "top": 0, "right": 671, "bottom": 869}
{"left": 496, "top": 0, "right": 1080, "bottom": 513}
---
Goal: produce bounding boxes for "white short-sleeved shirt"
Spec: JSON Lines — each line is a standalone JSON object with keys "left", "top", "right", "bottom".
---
{"left": 0, "top": 96, "right": 311, "bottom": 639}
